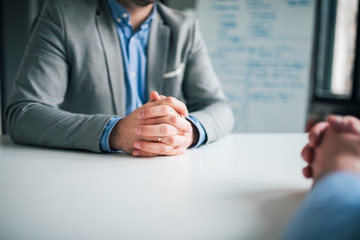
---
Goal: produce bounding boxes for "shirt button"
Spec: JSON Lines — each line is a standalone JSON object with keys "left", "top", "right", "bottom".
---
{"left": 117, "top": 18, "right": 121, "bottom": 23}
{"left": 122, "top": 13, "right": 128, "bottom": 18}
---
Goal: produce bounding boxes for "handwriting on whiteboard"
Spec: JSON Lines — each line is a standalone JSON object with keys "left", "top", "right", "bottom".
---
{"left": 197, "top": 0, "right": 315, "bottom": 132}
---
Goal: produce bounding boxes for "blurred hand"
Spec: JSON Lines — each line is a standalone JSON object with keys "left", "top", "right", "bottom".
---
{"left": 311, "top": 126, "right": 360, "bottom": 183}
{"left": 302, "top": 115, "right": 360, "bottom": 179}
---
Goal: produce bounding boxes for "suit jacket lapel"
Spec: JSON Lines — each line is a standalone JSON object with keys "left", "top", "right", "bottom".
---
{"left": 147, "top": 12, "right": 170, "bottom": 96}
{"left": 96, "top": 0, "right": 126, "bottom": 115}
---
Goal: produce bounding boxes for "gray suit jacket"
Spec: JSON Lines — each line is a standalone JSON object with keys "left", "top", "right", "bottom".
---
{"left": 5, "top": 0, "right": 234, "bottom": 152}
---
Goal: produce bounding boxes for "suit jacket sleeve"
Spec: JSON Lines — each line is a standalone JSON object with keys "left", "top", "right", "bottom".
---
{"left": 283, "top": 171, "right": 360, "bottom": 240}
{"left": 183, "top": 19, "right": 234, "bottom": 143}
{"left": 5, "top": 0, "right": 113, "bottom": 152}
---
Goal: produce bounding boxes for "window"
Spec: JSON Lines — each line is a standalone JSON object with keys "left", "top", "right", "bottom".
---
{"left": 315, "top": 0, "right": 359, "bottom": 99}
{"left": 311, "top": 0, "right": 360, "bottom": 119}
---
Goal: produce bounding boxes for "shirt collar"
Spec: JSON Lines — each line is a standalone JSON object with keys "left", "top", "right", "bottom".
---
{"left": 107, "top": 0, "right": 157, "bottom": 31}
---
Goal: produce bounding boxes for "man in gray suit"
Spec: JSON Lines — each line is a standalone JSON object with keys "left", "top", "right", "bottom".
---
{"left": 5, "top": 0, "right": 234, "bottom": 156}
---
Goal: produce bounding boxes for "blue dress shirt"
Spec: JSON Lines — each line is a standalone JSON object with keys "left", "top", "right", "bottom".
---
{"left": 283, "top": 171, "right": 360, "bottom": 240}
{"left": 100, "top": 0, "right": 207, "bottom": 152}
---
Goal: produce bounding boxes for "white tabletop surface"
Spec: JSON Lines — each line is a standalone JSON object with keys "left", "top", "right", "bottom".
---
{"left": 0, "top": 134, "right": 311, "bottom": 240}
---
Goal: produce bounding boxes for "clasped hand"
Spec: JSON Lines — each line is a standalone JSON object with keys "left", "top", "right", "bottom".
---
{"left": 302, "top": 115, "right": 360, "bottom": 183}
{"left": 109, "top": 91, "right": 197, "bottom": 156}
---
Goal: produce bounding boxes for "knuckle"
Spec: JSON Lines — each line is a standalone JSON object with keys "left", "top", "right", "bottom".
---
{"left": 165, "top": 97, "right": 176, "bottom": 105}
{"left": 140, "top": 126, "right": 146, "bottom": 133}
{"left": 169, "top": 115, "right": 178, "bottom": 125}
{"left": 167, "top": 136, "right": 175, "bottom": 145}
{"left": 161, "top": 125, "right": 170, "bottom": 135}
{"left": 143, "top": 109, "right": 151, "bottom": 118}
{"left": 349, "top": 120, "right": 358, "bottom": 131}
{"left": 141, "top": 126, "right": 150, "bottom": 135}
{"left": 137, "top": 126, "right": 144, "bottom": 134}
{"left": 160, "top": 105, "right": 171, "bottom": 114}
{"left": 345, "top": 115, "right": 354, "bottom": 121}
{"left": 159, "top": 145, "right": 168, "bottom": 154}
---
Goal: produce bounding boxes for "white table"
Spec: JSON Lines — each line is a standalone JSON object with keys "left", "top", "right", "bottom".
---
{"left": 0, "top": 134, "right": 311, "bottom": 240}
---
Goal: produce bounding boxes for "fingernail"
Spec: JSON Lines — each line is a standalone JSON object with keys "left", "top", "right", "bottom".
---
{"left": 133, "top": 150, "right": 140, "bottom": 156}
{"left": 134, "top": 142, "right": 142, "bottom": 149}
{"left": 135, "top": 127, "right": 141, "bottom": 135}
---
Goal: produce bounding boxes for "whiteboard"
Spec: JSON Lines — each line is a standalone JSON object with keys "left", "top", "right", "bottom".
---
{"left": 196, "top": 0, "right": 315, "bottom": 132}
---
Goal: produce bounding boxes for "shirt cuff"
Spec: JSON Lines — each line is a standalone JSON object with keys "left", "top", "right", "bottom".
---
{"left": 186, "top": 115, "right": 207, "bottom": 148}
{"left": 100, "top": 116, "right": 122, "bottom": 152}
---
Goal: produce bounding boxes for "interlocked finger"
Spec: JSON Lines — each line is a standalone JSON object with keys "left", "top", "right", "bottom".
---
{"left": 141, "top": 96, "right": 189, "bottom": 118}
{"left": 132, "top": 147, "right": 187, "bottom": 157}
{"left": 136, "top": 124, "right": 184, "bottom": 137}
{"left": 302, "top": 165, "right": 313, "bottom": 178}
{"left": 140, "top": 115, "right": 192, "bottom": 133}
{"left": 301, "top": 144, "right": 314, "bottom": 163}
{"left": 139, "top": 105, "right": 179, "bottom": 120}
{"left": 328, "top": 115, "right": 360, "bottom": 134}
{"left": 133, "top": 141, "right": 186, "bottom": 155}
{"left": 155, "top": 135, "right": 188, "bottom": 147}
{"left": 308, "top": 122, "right": 329, "bottom": 147}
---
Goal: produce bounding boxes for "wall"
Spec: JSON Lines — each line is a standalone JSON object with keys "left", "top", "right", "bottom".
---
{"left": 0, "top": 0, "right": 44, "bottom": 134}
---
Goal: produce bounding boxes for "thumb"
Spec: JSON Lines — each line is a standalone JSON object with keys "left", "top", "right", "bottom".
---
{"left": 149, "top": 91, "right": 161, "bottom": 102}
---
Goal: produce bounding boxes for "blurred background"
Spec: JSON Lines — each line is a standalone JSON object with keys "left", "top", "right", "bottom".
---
{"left": 1, "top": 0, "right": 359, "bottom": 134}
